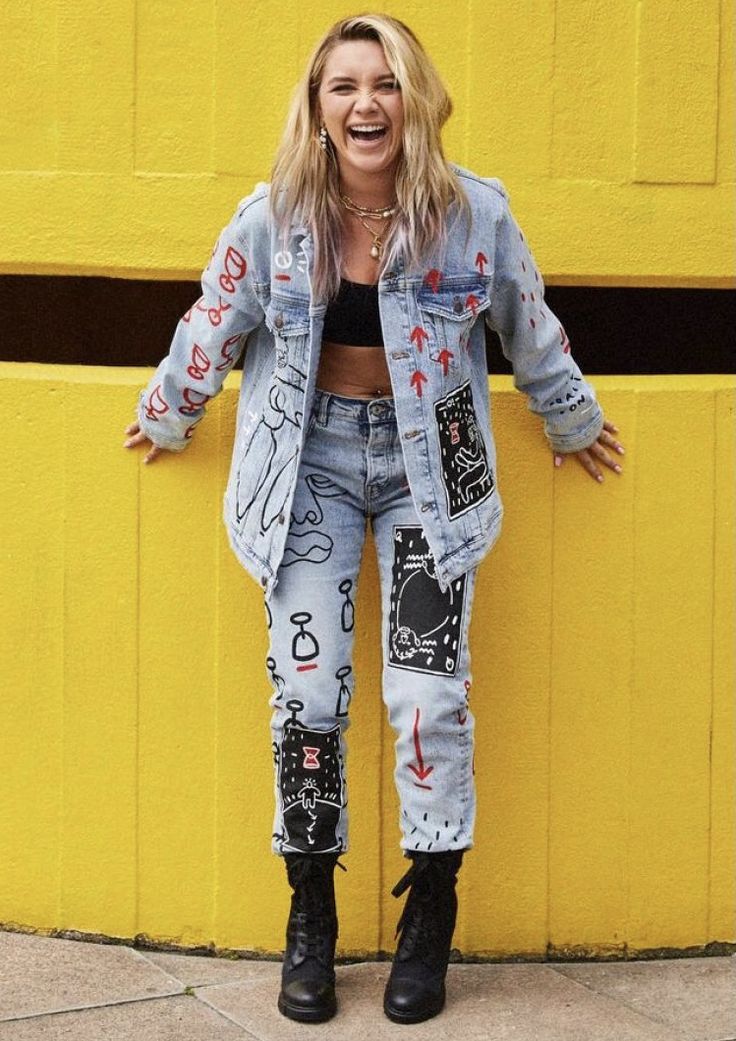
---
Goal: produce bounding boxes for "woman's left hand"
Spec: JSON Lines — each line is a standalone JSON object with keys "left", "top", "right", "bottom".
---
{"left": 553, "top": 420, "right": 625, "bottom": 483}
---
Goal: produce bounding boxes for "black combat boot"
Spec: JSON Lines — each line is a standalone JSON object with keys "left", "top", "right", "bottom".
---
{"left": 383, "top": 849, "right": 465, "bottom": 1024}
{"left": 278, "top": 852, "right": 346, "bottom": 1023}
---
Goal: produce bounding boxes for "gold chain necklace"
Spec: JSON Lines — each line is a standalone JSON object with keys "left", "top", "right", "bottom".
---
{"left": 339, "top": 192, "right": 398, "bottom": 260}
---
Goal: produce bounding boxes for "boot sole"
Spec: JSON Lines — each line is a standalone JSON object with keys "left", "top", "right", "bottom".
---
{"left": 383, "top": 993, "right": 445, "bottom": 1024}
{"left": 278, "top": 992, "right": 337, "bottom": 1023}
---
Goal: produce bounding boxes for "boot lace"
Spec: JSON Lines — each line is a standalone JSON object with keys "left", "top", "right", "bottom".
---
{"left": 390, "top": 856, "right": 458, "bottom": 968}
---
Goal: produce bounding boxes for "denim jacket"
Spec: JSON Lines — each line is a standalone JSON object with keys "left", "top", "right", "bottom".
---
{"left": 136, "top": 163, "right": 604, "bottom": 599}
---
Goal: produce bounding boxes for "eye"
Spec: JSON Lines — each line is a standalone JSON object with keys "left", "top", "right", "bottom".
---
{"left": 331, "top": 85, "right": 353, "bottom": 93}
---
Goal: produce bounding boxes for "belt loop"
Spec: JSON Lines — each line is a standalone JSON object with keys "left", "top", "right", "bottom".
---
{"left": 317, "top": 389, "right": 331, "bottom": 426}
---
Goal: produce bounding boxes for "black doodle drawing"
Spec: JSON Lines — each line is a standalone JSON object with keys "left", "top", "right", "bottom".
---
{"left": 334, "top": 665, "right": 352, "bottom": 717}
{"left": 281, "top": 473, "right": 347, "bottom": 568}
{"left": 388, "top": 526, "right": 467, "bottom": 676}
{"left": 290, "top": 611, "right": 319, "bottom": 663}
{"left": 339, "top": 579, "right": 355, "bottom": 632}
{"left": 278, "top": 699, "right": 344, "bottom": 853}
{"left": 235, "top": 368, "right": 307, "bottom": 534}
{"left": 266, "top": 655, "right": 286, "bottom": 701}
{"left": 434, "top": 381, "right": 494, "bottom": 519}
{"left": 264, "top": 599, "right": 272, "bottom": 629}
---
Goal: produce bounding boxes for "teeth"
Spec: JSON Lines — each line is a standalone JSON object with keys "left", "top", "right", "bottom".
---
{"left": 350, "top": 125, "right": 386, "bottom": 132}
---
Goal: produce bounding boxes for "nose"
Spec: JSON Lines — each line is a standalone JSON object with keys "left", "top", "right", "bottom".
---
{"left": 353, "top": 88, "right": 381, "bottom": 112}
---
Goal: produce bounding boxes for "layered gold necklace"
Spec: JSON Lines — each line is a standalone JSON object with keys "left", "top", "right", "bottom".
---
{"left": 339, "top": 191, "right": 398, "bottom": 260}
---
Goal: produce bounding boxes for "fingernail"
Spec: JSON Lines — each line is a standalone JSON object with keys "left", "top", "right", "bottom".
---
{"left": 614, "top": 464, "right": 622, "bottom": 473}
{"left": 144, "top": 457, "right": 150, "bottom": 464}
{"left": 597, "top": 474, "right": 604, "bottom": 482}
{"left": 617, "top": 445, "right": 625, "bottom": 454}
{"left": 554, "top": 456, "right": 562, "bottom": 467}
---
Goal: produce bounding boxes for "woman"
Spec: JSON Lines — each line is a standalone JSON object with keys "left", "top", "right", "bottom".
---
{"left": 124, "top": 13, "right": 624, "bottom": 1025}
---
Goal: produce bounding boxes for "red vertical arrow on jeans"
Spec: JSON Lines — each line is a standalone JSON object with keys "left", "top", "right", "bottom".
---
{"left": 408, "top": 707, "right": 434, "bottom": 781}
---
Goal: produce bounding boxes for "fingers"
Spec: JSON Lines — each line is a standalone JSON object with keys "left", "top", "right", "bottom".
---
{"left": 598, "top": 426, "right": 625, "bottom": 457}
{"left": 123, "top": 423, "right": 163, "bottom": 464}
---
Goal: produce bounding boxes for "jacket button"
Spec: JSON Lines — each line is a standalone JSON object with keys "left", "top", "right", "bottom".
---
{"left": 421, "top": 502, "right": 433, "bottom": 512}
{"left": 453, "top": 297, "right": 464, "bottom": 314}
{"left": 273, "top": 313, "right": 284, "bottom": 329}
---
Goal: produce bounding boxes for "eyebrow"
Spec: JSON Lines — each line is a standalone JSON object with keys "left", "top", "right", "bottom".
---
{"left": 326, "top": 74, "right": 397, "bottom": 85}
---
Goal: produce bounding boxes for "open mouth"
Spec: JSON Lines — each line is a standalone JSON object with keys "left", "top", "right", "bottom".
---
{"left": 348, "top": 126, "right": 388, "bottom": 143}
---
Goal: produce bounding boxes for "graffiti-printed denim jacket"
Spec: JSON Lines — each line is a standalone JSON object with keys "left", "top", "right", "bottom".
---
{"left": 136, "top": 163, "right": 604, "bottom": 599}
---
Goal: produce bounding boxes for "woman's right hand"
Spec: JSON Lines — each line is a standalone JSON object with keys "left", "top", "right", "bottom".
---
{"left": 123, "top": 422, "right": 164, "bottom": 464}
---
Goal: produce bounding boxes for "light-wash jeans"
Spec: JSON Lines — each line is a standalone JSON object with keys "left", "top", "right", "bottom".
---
{"left": 265, "top": 389, "right": 478, "bottom": 856}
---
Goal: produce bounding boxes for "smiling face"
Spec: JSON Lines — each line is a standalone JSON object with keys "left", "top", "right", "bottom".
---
{"left": 316, "top": 39, "right": 404, "bottom": 186}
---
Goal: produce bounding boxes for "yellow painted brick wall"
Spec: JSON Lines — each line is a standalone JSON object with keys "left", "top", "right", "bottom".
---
{"left": 1, "top": 365, "right": 733, "bottom": 957}
{"left": 0, "top": 0, "right": 733, "bottom": 285}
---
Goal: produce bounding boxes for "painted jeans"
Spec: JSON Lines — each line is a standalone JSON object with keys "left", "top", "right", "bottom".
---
{"left": 264, "top": 388, "right": 477, "bottom": 857}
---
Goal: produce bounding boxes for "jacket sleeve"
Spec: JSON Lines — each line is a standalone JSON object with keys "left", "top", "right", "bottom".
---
{"left": 484, "top": 182, "right": 604, "bottom": 454}
{"left": 136, "top": 198, "right": 266, "bottom": 452}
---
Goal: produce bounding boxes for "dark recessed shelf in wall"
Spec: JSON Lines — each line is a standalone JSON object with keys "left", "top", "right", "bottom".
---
{"left": 0, "top": 275, "right": 733, "bottom": 375}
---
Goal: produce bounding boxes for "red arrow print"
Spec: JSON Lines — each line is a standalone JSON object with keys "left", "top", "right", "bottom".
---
{"left": 475, "top": 251, "right": 488, "bottom": 275}
{"left": 410, "top": 370, "right": 428, "bottom": 397}
{"left": 410, "top": 325, "right": 429, "bottom": 352}
{"left": 408, "top": 707, "right": 434, "bottom": 781}
{"left": 424, "top": 268, "right": 442, "bottom": 293}
{"left": 466, "top": 293, "right": 480, "bottom": 317}
{"left": 436, "top": 348, "right": 454, "bottom": 377}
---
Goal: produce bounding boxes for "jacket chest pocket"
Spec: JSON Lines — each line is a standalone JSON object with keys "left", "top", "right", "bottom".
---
{"left": 265, "top": 299, "right": 311, "bottom": 372}
{"left": 416, "top": 280, "right": 490, "bottom": 356}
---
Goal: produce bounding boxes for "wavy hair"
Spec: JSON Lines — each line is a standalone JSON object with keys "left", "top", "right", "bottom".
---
{"left": 269, "top": 13, "right": 471, "bottom": 302}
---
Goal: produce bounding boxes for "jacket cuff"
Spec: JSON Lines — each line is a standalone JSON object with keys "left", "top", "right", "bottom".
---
{"left": 545, "top": 405, "right": 605, "bottom": 454}
{"left": 136, "top": 392, "right": 190, "bottom": 453}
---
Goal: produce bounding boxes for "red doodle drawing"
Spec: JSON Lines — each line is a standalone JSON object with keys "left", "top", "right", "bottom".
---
{"left": 215, "top": 333, "right": 243, "bottom": 371}
{"left": 186, "top": 343, "right": 211, "bottom": 381}
{"left": 466, "top": 293, "right": 480, "bottom": 316}
{"left": 449, "top": 420, "right": 460, "bottom": 444}
{"left": 410, "top": 370, "right": 428, "bottom": 398}
{"left": 424, "top": 268, "right": 442, "bottom": 293}
{"left": 475, "top": 251, "right": 488, "bottom": 275}
{"left": 559, "top": 324, "right": 570, "bottom": 353}
{"left": 410, "top": 325, "right": 429, "bottom": 352}
{"left": 302, "top": 747, "right": 321, "bottom": 770}
{"left": 182, "top": 295, "right": 205, "bottom": 323}
{"left": 144, "top": 384, "right": 169, "bottom": 422}
{"left": 408, "top": 707, "right": 434, "bottom": 783}
{"left": 208, "top": 297, "right": 232, "bottom": 327}
{"left": 184, "top": 420, "right": 202, "bottom": 439}
{"left": 296, "top": 663, "right": 319, "bottom": 672}
{"left": 218, "top": 246, "right": 247, "bottom": 294}
{"left": 274, "top": 274, "right": 291, "bottom": 281}
{"left": 178, "top": 388, "right": 211, "bottom": 416}
{"left": 436, "top": 348, "right": 453, "bottom": 377}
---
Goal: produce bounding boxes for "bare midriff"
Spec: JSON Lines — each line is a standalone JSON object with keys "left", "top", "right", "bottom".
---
{"left": 317, "top": 339, "right": 394, "bottom": 399}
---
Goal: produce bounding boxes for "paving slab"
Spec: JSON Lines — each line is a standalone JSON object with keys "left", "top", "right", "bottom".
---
{"left": 552, "top": 956, "right": 736, "bottom": 1041}
{"left": 199, "top": 961, "right": 689, "bottom": 1040}
{"left": 0, "top": 932, "right": 182, "bottom": 1021}
{"left": 0, "top": 994, "right": 252, "bottom": 1040}
{"left": 143, "top": 949, "right": 281, "bottom": 989}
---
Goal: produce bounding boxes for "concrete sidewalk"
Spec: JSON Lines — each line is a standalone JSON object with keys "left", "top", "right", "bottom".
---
{"left": 0, "top": 930, "right": 734, "bottom": 1040}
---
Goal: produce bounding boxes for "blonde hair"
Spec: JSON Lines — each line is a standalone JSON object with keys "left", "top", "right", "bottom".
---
{"left": 269, "top": 13, "right": 471, "bottom": 302}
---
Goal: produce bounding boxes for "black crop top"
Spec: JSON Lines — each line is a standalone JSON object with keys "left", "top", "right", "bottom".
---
{"left": 322, "top": 278, "right": 383, "bottom": 347}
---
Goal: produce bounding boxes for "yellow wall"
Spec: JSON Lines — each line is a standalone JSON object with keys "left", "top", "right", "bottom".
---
{"left": 1, "top": 365, "right": 733, "bottom": 958}
{"left": 1, "top": 0, "right": 733, "bottom": 286}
